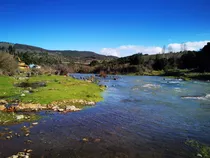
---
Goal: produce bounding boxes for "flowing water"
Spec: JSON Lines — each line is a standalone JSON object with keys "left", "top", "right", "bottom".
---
{"left": 1, "top": 75, "right": 210, "bottom": 158}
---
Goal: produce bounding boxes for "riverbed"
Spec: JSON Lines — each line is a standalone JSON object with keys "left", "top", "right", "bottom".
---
{"left": 0, "top": 75, "right": 210, "bottom": 158}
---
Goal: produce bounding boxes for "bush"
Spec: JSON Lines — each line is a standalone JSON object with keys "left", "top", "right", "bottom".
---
{"left": 90, "top": 60, "right": 99, "bottom": 66}
{"left": 54, "top": 64, "right": 73, "bottom": 75}
{"left": 0, "top": 53, "right": 18, "bottom": 75}
{"left": 31, "top": 65, "right": 56, "bottom": 76}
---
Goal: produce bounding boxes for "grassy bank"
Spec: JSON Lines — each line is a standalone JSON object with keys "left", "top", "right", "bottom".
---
{"left": 0, "top": 111, "right": 40, "bottom": 125}
{"left": 162, "top": 69, "right": 210, "bottom": 81}
{"left": 0, "top": 75, "right": 104, "bottom": 105}
{"left": 0, "top": 75, "right": 104, "bottom": 124}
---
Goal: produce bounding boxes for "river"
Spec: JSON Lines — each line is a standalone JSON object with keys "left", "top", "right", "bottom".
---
{"left": 0, "top": 75, "right": 210, "bottom": 158}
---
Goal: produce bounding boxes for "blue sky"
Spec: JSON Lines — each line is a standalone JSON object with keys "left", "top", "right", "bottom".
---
{"left": 1, "top": 0, "right": 210, "bottom": 56}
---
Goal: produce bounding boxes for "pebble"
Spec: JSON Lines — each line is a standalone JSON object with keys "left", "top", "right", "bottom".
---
{"left": 26, "top": 149, "right": 33, "bottom": 153}
{"left": 25, "top": 133, "right": 30, "bottom": 137}
{"left": 197, "top": 153, "right": 202, "bottom": 157}
{"left": 82, "top": 138, "right": 88, "bottom": 142}
{"left": 21, "top": 94, "right": 26, "bottom": 97}
{"left": 32, "top": 122, "right": 38, "bottom": 126}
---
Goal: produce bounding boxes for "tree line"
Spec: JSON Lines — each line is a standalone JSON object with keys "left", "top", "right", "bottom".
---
{"left": 90, "top": 42, "right": 210, "bottom": 74}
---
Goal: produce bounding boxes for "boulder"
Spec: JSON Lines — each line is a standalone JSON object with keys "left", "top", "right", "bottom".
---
{"left": 0, "top": 105, "right": 5, "bottom": 111}
{"left": 66, "top": 106, "right": 81, "bottom": 111}
{"left": 32, "top": 122, "right": 38, "bottom": 126}
{"left": 88, "top": 101, "right": 95, "bottom": 105}
{"left": 52, "top": 106, "right": 59, "bottom": 111}
{"left": 0, "top": 100, "right": 8, "bottom": 105}
{"left": 58, "top": 108, "right": 64, "bottom": 112}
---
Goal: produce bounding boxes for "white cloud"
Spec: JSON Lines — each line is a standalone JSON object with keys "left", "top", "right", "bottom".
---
{"left": 100, "top": 45, "right": 162, "bottom": 57}
{"left": 100, "top": 40, "right": 210, "bottom": 57}
{"left": 168, "top": 41, "right": 210, "bottom": 52}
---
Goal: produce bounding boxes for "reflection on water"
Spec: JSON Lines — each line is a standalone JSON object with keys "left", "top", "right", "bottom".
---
{"left": 0, "top": 75, "right": 210, "bottom": 158}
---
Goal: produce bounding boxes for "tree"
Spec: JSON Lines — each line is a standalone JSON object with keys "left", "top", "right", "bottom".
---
{"left": 90, "top": 60, "right": 99, "bottom": 66}
{"left": 199, "top": 42, "right": 210, "bottom": 71}
{"left": 0, "top": 53, "right": 18, "bottom": 75}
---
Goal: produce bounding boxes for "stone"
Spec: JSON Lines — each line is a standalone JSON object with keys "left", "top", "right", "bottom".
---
{"left": 0, "top": 105, "right": 5, "bottom": 111}
{"left": 32, "top": 122, "right": 38, "bottom": 126}
{"left": 52, "top": 106, "right": 59, "bottom": 111}
{"left": 21, "top": 94, "right": 26, "bottom": 97}
{"left": 82, "top": 138, "right": 88, "bottom": 142}
{"left": 17, "top": 152, "right": 25, "bottom": 157}
{"left": 26, "top": 149, "right": 33, "bottom": 153}
{"left": 23, "top": 90, "right": 30, "bottom": 94}
{"left": 16, "top": 115, "right": 24, "bottom": 120}
{"left": 88, "top": 101, "right": 95, "bottom": 105}
{"left": 6, "top": 136, "right": 11, "bottom": 139}
{"left": 58, "top": 108, "right": 64, "bottom": 112}
{"left": 65, "top": 106, "right": 81, "bottom": 111}
{"left": 0, "top": 100, "right": 8, "bottom": 105}
{"left": 25, "top": 133, "right": 30, "bottom": 137}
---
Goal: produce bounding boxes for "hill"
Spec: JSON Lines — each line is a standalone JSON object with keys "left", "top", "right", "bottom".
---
{"left": 0, "top": 42, "right": 117, "bottom": 62}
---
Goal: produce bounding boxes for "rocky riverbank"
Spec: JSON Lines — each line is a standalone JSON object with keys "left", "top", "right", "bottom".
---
{"left": 0, "top": 75, "right": 105, "bottom": 125}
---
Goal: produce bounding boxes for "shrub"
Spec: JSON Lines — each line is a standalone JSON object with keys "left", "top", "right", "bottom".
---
{"left": 0, "top": 53, "right": 18, "bottom": 75}
{"left": 54, "top": 64, "right": 73, "bottom": 75}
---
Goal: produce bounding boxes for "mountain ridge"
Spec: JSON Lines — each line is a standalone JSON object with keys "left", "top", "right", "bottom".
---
{"left": 0, "top": 42, "right": 117, "bottom": 60}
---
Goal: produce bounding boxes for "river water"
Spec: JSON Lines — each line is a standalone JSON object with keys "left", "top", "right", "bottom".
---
{"left": 0, "top": 75, "right": 210, "bottom": 158}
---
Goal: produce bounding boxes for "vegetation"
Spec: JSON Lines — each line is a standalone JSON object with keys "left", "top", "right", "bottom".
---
{"left": 0, "top": 76, "right": 21, "bottom": 99}
{"left": 186, "top": 139, "right": 210, "bottom": 158}
{"left": 0, "top": 53, "right": 18, "bottom": 75}
{"left": 0, "top": 111, "right": 40, "bottom": 125}
{"left": 0, "top": 75, "right": 103, "bottom": 106}
{"left": 1, "top": 41, "right": 210, "bottom": 81}
{"left": 0, "top": 42, "right": 116, "bottom": 65}
{"left": 91, "top": 43, "right": 210, "bottom": 80}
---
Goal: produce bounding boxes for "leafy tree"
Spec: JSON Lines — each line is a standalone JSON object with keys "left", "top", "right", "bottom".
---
{"left": 0, "top": 53, "right": 18, "bottom": 75}
{"left": 90, "top": 60, "right": 99, "bottom": 66}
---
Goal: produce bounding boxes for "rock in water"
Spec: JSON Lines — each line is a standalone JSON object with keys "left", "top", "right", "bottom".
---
{"left": 66, "top": 106, "right": 81, "bottom": 111}
{"left": 32, "top": 122, "right": 38, "bottom": 126}
{"left": 197, "top": 153, "right": 203, "bottom": 157}
{"left": 58, "top": 108, "right": 64, "bottom": 112}
{"left": 82, "top": 138, "right": 89, "bottom": 142}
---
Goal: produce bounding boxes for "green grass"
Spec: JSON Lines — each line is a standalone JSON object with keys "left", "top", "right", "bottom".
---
{"left": 0, "top": 75, "right": 104, "bottom": 105}
{"left": 162, "top": 69, "right": 210, "bottom": 81}
{"left": 0, "top": 76, "right": 21, "bottom": 100}
{"left": 0, "top": 111, "right": 40, "bottom": 125}
{"left": 186, "top": 140, "right": 210, "bottom": 158}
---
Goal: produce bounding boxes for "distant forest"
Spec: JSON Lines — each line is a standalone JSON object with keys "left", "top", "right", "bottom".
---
{"left": 0, "top": 42, "right": 210, "bottom": 76}
{"left": 90, "top": 42, "right": 210, "bottom": 75}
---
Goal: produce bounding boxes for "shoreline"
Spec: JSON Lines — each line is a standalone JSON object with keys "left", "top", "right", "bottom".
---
{"left": 0, "top": 75, "right": 105, "bottom": 125}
